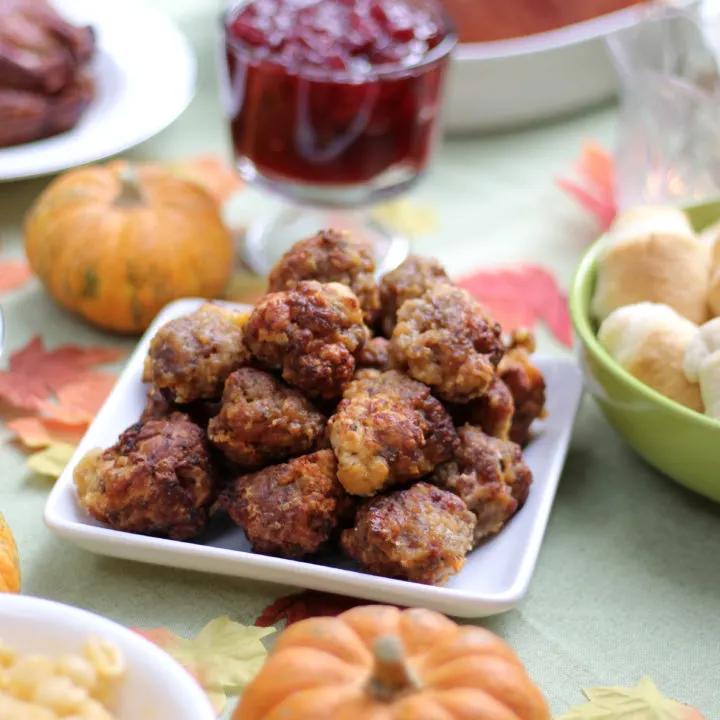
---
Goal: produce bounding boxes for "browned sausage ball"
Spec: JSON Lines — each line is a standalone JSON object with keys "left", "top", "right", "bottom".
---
{"left": 431, "top": 424, "right": 532, "bottom": 546}
{"left": 145, "top": 303, "right": 251, "bottom": 404}
{"left": 73, "top": 413, "right": 217, "bottom": 540}
{"left": 447, "top": 375, "right": 515, "bottom": 441}
{"left": 378, "top": 255, "right": 450, "bottom": 337}
{"left": 356, "top": 336, "right": 393, "bottom": 371}
{"left": 207, "top": 367, "right": 326, "bottom": 469}
{"left": 244, "top": 281, "right": 368, "bottom": 398}
{"left": 500, "top": 330, "right": 547, "bottom": 446}
{"left": 140, "top": 385, "right": 221, "bottom": 429}
{"left": 267, "top": 229, "right": 381, "bottom": 326}
{"left": 217, "top": 450, "right": 353, "bottom": 558}
{"left": 328, "top": 370, "right": 458, "bottom": 496}
{"left": 390, "top": 283, "right": 504, "bottom": 403}
{"left": 341, "top": 482, "right": 476, "bottom": 585}
{"left": 140, "top": 385, "right": 174, "bottom": 420}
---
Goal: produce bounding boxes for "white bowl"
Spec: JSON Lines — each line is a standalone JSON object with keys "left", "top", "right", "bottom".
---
{"left": 444, "top": 0, "right": 699, "bottom": 133}
{"left": 0, "top": 594, "right": 216, "bottom": 720}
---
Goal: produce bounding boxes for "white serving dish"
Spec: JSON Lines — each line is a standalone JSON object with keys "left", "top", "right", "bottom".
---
{"left": 45, "top": 299, "right": 583, "bottom": 618}
{"left": 0, "top": 0, "right": 196, "bottom": 181}
{"left": 0, "top": 594, "right": 215, "bottom": 720}
{"left": 444, "top": 0, "right": 699, "bottom": 133}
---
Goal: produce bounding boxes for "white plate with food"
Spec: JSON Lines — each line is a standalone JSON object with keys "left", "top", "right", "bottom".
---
{"left": 444, "top": 0, "right": 699, "bottom": 133}
{"left": 0, "top": 0, "right": 196, "bottom": 181}
{"left": 45, "top": 290, "right": 582, "bottom": 618}
{"left": 0, "top": 594, "right": 215, "bottom": 720}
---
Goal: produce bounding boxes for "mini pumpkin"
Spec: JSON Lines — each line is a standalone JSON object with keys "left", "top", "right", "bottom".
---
{"left": 0, "top": 513, "right": 20, "bottom": 593}
{"left": 24, "top": 160, "right": 235, "bottom": 334}
{"left": 234, "top": 605, "right": 550, "bottom": 720}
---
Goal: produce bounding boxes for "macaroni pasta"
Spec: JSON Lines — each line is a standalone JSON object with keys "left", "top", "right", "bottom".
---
{"left": 0, "top": 636, "right": 125, "bottom": 719}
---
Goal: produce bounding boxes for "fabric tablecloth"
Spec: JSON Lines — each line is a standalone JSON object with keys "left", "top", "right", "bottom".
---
{"left": 1, "top": 0, "right": 719, "bottom": 716}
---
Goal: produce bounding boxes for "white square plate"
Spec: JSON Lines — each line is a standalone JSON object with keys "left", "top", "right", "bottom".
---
{"left": 45, "top": 299, "right": 583, "bottom": 618}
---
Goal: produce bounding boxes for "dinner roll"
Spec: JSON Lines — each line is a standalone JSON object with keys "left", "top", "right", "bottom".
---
{"left": 684, "top": 317, "right": 720, "bottom": 420}
{"left": 591, "top": 206, "right": 711, "bottom": 325}
{"left": 598, "top": 302, "right": 704, "bottom": 412}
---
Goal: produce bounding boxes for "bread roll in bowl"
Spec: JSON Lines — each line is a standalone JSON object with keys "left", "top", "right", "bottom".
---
{"left": 684, "top": 317, "right": 720, "bottom": 420}
{"left": 598, "top": 302, "right": 704, "bottom": 412}
{"left": 592, "top": 206, "right": 711, "bottom": 325}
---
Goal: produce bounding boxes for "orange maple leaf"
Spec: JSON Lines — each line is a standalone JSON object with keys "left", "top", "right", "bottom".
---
{"left": 0, "top": 337, "right": 124, "bottom": 411}
{"left": 6, "top": 416, "right": 87, "bottom": 449}
{"left": 556, "top": 140, "right": 616, "bottom": 230}
{"left": 36, "top": 372, "right": 117, "bottom": 423}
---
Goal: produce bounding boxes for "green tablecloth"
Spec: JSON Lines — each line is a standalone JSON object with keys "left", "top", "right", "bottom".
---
{"left": 1, "top": 0, "right": 719, "bottom": 716}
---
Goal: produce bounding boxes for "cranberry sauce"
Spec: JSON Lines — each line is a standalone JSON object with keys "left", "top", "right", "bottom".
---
{"left": 223, "top": 0, "right": 455, "bottom": 187}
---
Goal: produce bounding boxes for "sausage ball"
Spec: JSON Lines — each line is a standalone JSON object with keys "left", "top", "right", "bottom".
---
{"left": 431, "top": 424, "right": 532, "bottom": 546}
{"left": 218, "top": 450, "right": 352, "bottom": 558}
{"left": 145, "top": 303, "right": 251, "bottom": 404}
{"left": 267, "top": 229, "right": 381, "bottom": 326}
{"left": 140, "top": 384, "right": 221, "bottom": 429}
{"left": 378, "top": 255, "right": 450, "bottom": 337}
{"left": 328, "top": 370, "right": 458, "bottom": 496}
{"left": 141, "top": 384, "right": 174, "bottom": 420}
{"left": 74, "top": 413, "right": 217, "bottom": 540}
{"left": 341, "top": 482, "right": 475, "bottom": 585}
{"left": 447, "top": 375, "right": 515, "bottom": 441}
{"left": 390, "top": 283, "right": 504, "bottom": 403}
{"left": 244, "top": 281, "right": 368, "bottom": 398}
{"left": 207, "top": 367, "right": 326, "bottom": 469}
{"left": 356, "top": 336, "right": 393, "bottom": 371}
{"left": 500, "top": 330, "right": 547, "bottom": 446}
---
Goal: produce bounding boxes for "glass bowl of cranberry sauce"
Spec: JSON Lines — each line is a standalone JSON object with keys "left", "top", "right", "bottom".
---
{"left": 222, "top": 0, "right": 457, "bottom": 206}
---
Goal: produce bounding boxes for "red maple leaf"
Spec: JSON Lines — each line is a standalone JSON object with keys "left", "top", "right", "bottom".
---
{"left": 255, "top": 591, "right": 401, "bottom": 628}
{"left": 456, "top": 264, "right": 573, "bottom": 348}
{"left": 0, "top": 337, "right": 125, "bottom": 411}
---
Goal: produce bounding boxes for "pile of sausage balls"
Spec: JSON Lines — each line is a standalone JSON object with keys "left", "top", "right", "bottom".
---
{"left": 74, "top": 230, "right": 546, "bottom": 586}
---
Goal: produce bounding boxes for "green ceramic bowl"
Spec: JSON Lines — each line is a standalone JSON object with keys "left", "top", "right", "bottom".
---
{"left": 569, "top": 201, "right": 720, "bottom": 503}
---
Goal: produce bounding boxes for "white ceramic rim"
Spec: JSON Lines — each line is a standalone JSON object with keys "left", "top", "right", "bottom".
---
{"left": 0, "top": 594, "right": 216, "bottom": 720}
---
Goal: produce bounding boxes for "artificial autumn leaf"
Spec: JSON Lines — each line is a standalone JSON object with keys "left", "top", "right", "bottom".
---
{"left": 25, "top": 441, "right": 76, "bottom": 479}
{"left": 456, "top": 265, "right": 573, "bottom": 348}
{"left": 134, "top": 617, "right": 274, "bottom": 714}
{"left": 557, "top": 676, "right": 705, "bottom": 719}
{"left": 167, "top": 155, "right": 245, "bottom": 206}
{"left": 37, "top": 372, "right": 116, "bottom": 423}
{"left": 556, "top": 141, "right": 617, "bottom": 231}
{"left": 0, "top": 259, "right": 33, "bottom": 295}
{"left": 0, "top": 337, "right": 124, "bottom": 411}
{"left": 371, "top": 198, "right": 438, "bottom": 238}
{"left": 255, "top": 590, "right": 397, "bottom": 628}
{"left": 7, "top": 416, "right": 87, "bottom": 449}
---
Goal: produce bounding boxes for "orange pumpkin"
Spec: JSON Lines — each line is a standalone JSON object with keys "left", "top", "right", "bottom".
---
{"left": 234, "top": 605, "right": 550, "bottom": 720}
{"left": 24, "top": 160, "right": 235, "bottom": 334}
{"left": 0, "top": 513, "right": 20, "bottom": 593}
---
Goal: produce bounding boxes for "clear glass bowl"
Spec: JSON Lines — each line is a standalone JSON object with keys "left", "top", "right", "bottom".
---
{"left": 219, "top": 0, "right": 456, "bottom": 273}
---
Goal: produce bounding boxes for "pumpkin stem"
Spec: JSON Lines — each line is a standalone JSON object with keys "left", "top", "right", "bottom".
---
{"left": 366, "top": 635, "right": 421, "bottom": 702}
{"left": 115, "top": 165, "right": 145, "bottom": 207}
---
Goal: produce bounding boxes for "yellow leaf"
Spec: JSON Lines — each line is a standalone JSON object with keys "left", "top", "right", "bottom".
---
{"left": 557, "top": 677, "right": 706, "bottom": 719}
{"left": 134, "top": 617, "right": 275, "bottom": 715}
{"left": 371, "top": 199, "right": 437, "bottom": 238}
{"left": 26, "top": 442, "right": 76, "bottom": 479}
